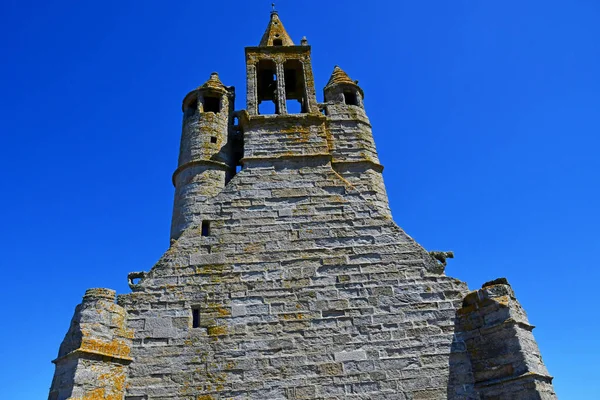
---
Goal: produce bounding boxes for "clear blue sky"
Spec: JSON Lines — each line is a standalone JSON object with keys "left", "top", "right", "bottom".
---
{"left": 1, "top": 1, "right": 598, "bottom": 398}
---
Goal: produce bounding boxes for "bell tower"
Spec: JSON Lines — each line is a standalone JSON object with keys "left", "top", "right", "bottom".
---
{"left": 238, "top": 10, "right": 329, "bottom": 168}
{"left": 245, "top": 10, "right": 319, "bottom": 116}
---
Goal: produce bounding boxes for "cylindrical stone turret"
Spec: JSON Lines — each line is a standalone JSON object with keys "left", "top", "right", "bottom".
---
{"left": 323, "top": 66, "right": 390, "bottom": 215}
{"left": 171, "top": 72, "right": 235, "bottom": 240}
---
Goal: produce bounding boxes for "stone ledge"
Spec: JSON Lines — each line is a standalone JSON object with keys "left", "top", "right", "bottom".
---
{"left": 474, "top": 371, "right": 554, "bottom": 389}
{"left": 52, "top": 348, "right": 133, "bottom": 365}
{"left": 172, "top": 159, "right": 231, "bottom": 186}
{"left": 332, "top": 160, "right": 384, "bottom": 173}
{"left": 481, "top": 317, "right": 535, "bottom": 334}
{"left": 241, "top": 153, "right": 332, "bottom": 167}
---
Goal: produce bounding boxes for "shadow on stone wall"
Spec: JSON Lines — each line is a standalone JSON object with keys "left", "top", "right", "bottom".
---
{"left": 447, "top": 317, "right": 479, "bottom": 400}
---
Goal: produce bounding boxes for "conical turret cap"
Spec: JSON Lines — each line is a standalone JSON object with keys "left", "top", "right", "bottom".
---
{"left": 199, "top": 72, "right": 227, "bottom": 92}
{"left": 326, "top": 66, "right": 356, "bottom": 87}
{"left": 259, "top": 11, "right": 294, "bottom": 46}
{"left": 325, "top": 66, "right": 364, "bottom": 96}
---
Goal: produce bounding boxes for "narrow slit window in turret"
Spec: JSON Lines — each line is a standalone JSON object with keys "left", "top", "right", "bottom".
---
{"left": 192, "top": 307, "right": 200, "bottom": 328}
{"left": 201, "top": 220, "right": 211, "bottom": 236}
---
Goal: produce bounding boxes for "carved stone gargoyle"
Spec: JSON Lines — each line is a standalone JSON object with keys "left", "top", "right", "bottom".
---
{"left": 429, "top": 250, "right": 454, "bottom": 267}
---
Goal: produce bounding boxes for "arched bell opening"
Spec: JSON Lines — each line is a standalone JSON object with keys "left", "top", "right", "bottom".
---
{"left": 257, "top": 59, "right": 279, "bottom": 115}
{"left": 284, "top": 60, "right": 308, "bottom": 114}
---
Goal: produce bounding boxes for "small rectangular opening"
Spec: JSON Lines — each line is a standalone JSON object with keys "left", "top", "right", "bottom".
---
{"left": 210, "top": 136, "right": 217, "bottom": 144}
{"left": 203, "top": 96, "right": 221, "bottom": 113}
{"left": 201, "top": 220, "right": 211, "bottom": 237}
{"left": 344, "top": 91, "right": 359, "bottom": 106}
{"left": 192, "top": 307, "right": 200, "bottom": 328}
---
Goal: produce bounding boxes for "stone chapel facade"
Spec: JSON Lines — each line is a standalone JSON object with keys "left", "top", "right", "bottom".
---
{"left": 49, "top": 11, "right": 557, "bottom": 400}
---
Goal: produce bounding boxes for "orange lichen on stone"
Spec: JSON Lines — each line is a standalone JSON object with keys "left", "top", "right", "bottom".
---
{"left": 280, "top": 312, "right": 307, "bottom": 320}
{"left": 207, "top": 326, "right": 228, "bottom": 336}
{"left": 68, "top": 367, "right": 126, "bottom": 400}
{"left": 69, "top": 367, "right": 125, "bottom": 400}
{"left": 80, "top": 337, "right": 131, "bottom": 359}
{"left": 494, "top": 295, "right": 511, "bottom": 307}
{"left": 216, "top": 307, "right": 231, "bottom": 316}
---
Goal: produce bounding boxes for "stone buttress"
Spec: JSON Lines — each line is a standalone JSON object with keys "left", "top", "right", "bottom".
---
{"left": 49, "top": 10, "right": 557, "bottom": 400}
{"left": 453, "top": 279, "right": 557, "bottom": 399}
{"left": 49, "top": 289, "right": 133, "bottom": 400}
